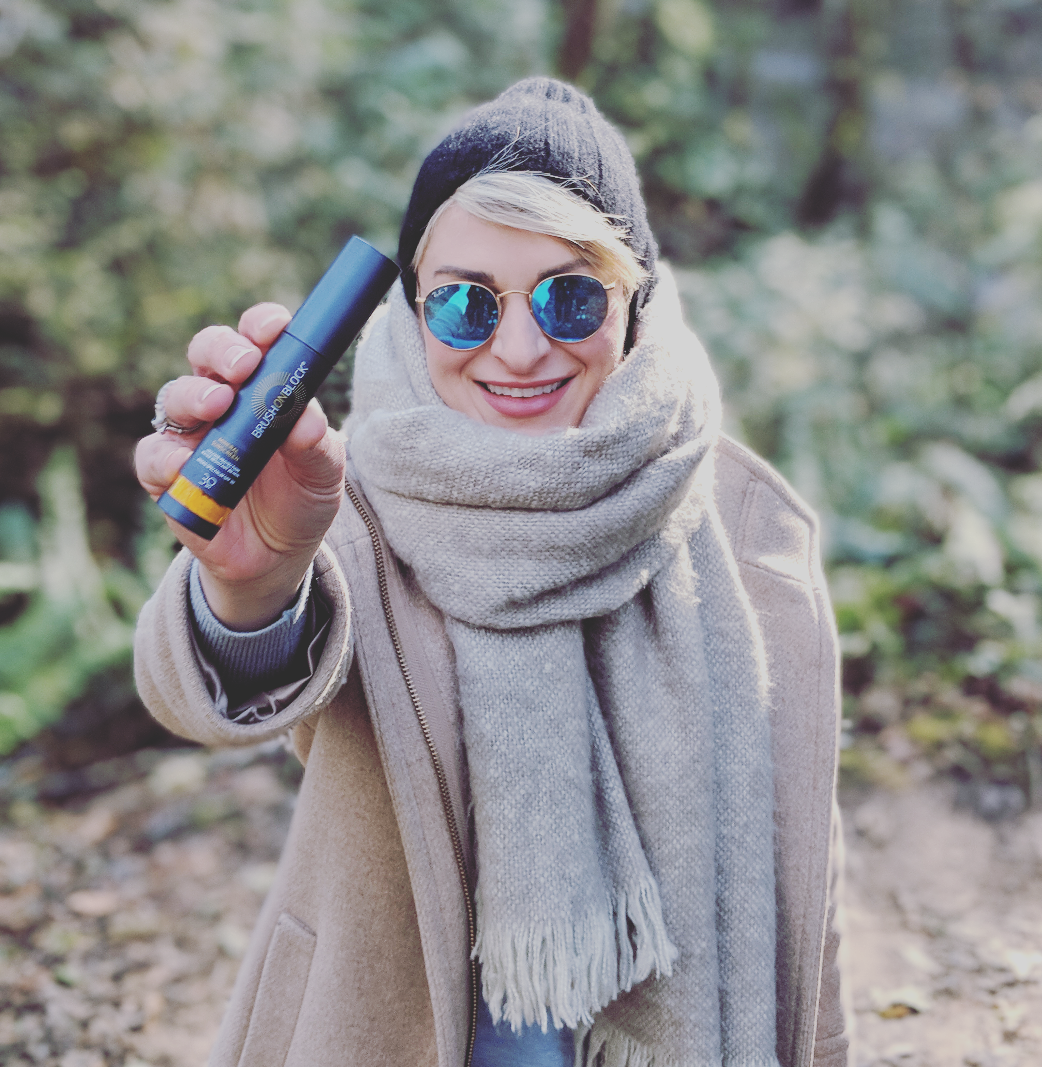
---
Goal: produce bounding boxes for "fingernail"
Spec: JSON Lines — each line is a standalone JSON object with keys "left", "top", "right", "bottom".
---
{"left": 259, "top": 313, "right": 288, "bottom": 333}
{"left": 201, "top": 382, "right": 223, "bottom": 400}
{"left": 227, "top": 345, "right": 253, "bottom": 369}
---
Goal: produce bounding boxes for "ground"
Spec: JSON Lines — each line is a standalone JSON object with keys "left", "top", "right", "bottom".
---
{"left": 1, "top": 743, "right": 1040, "bottom": 1066}
{"left": 842, "top": 780, "right": 1042, "bottom": 1067}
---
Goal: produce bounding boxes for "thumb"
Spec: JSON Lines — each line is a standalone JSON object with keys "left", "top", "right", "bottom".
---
{"left": 279, "top": 400, "right": 347, "bottom": 496}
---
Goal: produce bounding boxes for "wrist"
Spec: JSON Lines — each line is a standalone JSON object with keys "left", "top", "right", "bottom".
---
{"left": 197, "top": 554, "right": 315, "bottom": 631}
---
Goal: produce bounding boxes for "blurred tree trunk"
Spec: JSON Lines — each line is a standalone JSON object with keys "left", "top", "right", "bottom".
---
{"left": 797, "top": 0, "right": 871, "bottom": 226}
{"left": 558, "top": 0, "right": 599, "bottom": 80}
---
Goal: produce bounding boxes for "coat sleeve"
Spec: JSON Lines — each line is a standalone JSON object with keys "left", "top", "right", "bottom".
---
{"left": 187, "top": 555, "right": 317, "bottom": 702}
{"left": 133, "top": 541, "right": 353, "bottom": 749}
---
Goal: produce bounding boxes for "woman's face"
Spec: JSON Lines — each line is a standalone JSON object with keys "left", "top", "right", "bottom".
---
{"left": 415, "top": 204, "right": 627, "bottom": 435}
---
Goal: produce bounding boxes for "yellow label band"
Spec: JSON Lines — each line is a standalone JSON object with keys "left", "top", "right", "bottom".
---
{"left": 167, "top": 475, "right": 232, "bottom": 527}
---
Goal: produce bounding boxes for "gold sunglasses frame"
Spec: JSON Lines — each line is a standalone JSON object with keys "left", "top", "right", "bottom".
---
{"left": 415, "top": 274, "right": 616, "bottom": 349}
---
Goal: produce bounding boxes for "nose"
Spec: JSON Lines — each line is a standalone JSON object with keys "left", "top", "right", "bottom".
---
{"left": 489, "top": 292, "right": 551, "bottom": 372}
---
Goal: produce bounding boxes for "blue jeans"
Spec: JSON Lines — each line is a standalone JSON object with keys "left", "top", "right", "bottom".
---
{"left": 471, "top": 993, "right": 574, "bottom": 1067}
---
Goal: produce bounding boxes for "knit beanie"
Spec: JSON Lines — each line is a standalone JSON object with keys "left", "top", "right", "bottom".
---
{"left": 397, "top": 77, "right": 658, "bottom": 347}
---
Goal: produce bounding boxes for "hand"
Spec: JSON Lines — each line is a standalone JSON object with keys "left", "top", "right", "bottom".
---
{"left": 135, "top": 303, "right": 347, "bottom": 629}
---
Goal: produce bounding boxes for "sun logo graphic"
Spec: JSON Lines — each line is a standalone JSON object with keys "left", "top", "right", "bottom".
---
{"left": 250, "top": 365, "right": 310, "bottom": 438}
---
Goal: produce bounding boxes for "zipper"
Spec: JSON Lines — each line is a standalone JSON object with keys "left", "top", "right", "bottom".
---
{"left": 346, "top": 481, "right": 478, "bottom": 1067}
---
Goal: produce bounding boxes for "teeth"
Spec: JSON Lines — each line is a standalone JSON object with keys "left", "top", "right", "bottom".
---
{"left": 485, "top": 381, "right": 565, "bottom": 397}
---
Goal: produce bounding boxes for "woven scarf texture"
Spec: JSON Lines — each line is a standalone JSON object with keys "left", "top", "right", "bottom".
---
{"left": 348, "top": 273, "right": 781, "bottom": 1067}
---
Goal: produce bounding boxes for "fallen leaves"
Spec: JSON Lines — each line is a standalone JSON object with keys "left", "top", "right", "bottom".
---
{"left": 1004, "top": 950, "right": 1042, "bottom": 983}
{"left": 0, "top": 741, "right": 298, "bottom": 1067}
{"left": 898, "top": 943, "right": 944, "bottom": 978}
{"left": 872, "top": 984, "right": 933, "bottom": 1018}
{"left": 0, "top": 882, "right": 46, "bottom": 932}
{"left": 66, "top": 889, "right": 120, "bottom": 918}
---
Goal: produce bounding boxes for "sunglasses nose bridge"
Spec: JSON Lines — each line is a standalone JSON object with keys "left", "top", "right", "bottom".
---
{"left": 489, "top": 289, "right": 552, "bottom": 365}
{"left": 494, "top": 288, "right": 535, "bottom": 321}
{"left": 492, "top": 287, "right": 544, "bottom": 335}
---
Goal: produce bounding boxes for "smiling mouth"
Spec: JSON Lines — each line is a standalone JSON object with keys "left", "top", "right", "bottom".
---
{"left": 480, "top": 378, "right": 571, "bottom": 398}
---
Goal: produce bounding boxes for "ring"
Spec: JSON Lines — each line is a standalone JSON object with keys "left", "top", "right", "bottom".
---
{"left": 152, "top": 381, "right": 203, "bottom": 436}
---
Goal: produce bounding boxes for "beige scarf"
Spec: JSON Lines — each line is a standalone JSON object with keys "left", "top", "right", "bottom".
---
{"left": 347, "top": 273, "right": 780, "bottom": 1067}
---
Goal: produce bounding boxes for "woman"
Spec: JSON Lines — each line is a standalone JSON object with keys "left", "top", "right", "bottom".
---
{"left": 135, "top": 78, "right": 848, "bottom": 1067}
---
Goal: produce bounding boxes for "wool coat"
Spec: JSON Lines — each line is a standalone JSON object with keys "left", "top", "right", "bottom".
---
{"left": 134, "top": 435, "right": 850, "bottom": 1067}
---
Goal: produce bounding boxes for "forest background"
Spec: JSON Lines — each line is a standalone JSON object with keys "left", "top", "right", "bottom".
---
{"left": 2, "top": 0, "right": 1042, "bottom": 808}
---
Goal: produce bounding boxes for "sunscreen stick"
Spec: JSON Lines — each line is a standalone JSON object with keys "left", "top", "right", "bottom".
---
{"left": 158, "top": 236, "right": 399, "bottom": 539}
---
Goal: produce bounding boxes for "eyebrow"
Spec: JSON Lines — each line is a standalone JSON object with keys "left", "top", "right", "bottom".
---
{"left": 431, "top": 258, "right": 589, "bottom": 289}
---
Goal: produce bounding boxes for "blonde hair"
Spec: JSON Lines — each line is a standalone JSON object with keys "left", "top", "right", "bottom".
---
{"left": 411, "top": 171, "right": 647, "bottom": 297}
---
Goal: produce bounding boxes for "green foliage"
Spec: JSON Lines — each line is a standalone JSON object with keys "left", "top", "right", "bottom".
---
{"left": 0, "top": 448, "right": 166, "bottom": 755}
{"left": 0, "top": 0, "right": 551, "bottom": 755}
{"left": 2, "top": 0, "right": 1042, "bottom": 793}
{"left": 0, "top": 0, "right": 549, "bottom": 477}
{"left": 614, "top": 0, "right": 1042, "bottom": 794}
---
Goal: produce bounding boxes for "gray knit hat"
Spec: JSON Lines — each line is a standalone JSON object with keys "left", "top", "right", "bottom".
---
{"left": 398, "top": 77, "right": 658, "bottom": 349}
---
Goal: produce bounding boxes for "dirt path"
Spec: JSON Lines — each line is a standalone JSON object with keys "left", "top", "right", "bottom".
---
{"left": 841, "top": 782, "right": 1042, "bottom": 1067}
{"left": 1, "top": 745, "right": 1040, "bottom": 1066}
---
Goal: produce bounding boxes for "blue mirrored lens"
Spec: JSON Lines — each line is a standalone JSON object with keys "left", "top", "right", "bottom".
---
{"left": 530, "top": 275, "right": 608, "bottom": 342}
{"left": 423, "top": 283, "right": 498, "bottom": 350}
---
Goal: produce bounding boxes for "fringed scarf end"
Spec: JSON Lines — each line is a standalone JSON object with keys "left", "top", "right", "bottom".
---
{"left": 477, "top": 876, "right": 678, "bottom": 1035}
{"left": 615, "top": 877, "right": 679, "bottom": 991}
{"left": 575, "top": 1022, "right": 677, "bottom": 1067}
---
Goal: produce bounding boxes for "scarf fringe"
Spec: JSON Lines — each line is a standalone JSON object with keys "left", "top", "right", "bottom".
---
{"left": 615, "top": 877, "right": 679, "bottom": 991}
{"left": 575, "top": 1023, "right": 677, "bottom": 1067}
{"left": 576, "top": 1025, "right": 784, "bottom": 1067}
{"left": 478, "top": 876, "right": 679, "bottom": 1034}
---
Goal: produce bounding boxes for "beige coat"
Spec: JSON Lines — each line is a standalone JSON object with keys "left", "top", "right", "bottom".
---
{"left": 134, "top": 435, "right": 850, "bottom": 1067}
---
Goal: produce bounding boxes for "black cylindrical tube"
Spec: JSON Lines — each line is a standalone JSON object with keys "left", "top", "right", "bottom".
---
{"left": 158, "top": 236, "right": 399, "bottom": 539}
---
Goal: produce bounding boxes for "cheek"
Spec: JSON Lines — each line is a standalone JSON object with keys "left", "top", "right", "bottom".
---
{"left": 422, "top": 329, "right": 472, "bottom": 405}
{"left": 424, "top": 340, "right": 451, "bottom": 394}
{"left": 587, "top": 302, "right": 627, "bottom": 377}
{"left": 421, "top": 330, "right": 441, "bottom": 381}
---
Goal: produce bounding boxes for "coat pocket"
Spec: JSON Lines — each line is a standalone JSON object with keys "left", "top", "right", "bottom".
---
{"left": 237, "top": 911, "right": 317, "bottom": 1067}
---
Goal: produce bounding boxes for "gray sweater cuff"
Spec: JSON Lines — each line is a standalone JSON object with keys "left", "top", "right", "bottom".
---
{"left": 188, "top": 558, "right": 313, "bottom": 697}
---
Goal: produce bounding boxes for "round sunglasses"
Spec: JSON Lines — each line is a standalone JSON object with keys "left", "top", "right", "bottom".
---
{"left": 416, "top": 274, "right": 616, "bottom": 350}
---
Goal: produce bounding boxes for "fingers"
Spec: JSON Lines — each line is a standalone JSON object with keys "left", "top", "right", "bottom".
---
{"left": 238, "top": 303, "right": 292, "bottom": 350}
{"left": 138, "top": 300, "right": 299, "bottom": 507}
{"left": 160, "top": 374, "right": 234, "bottom": 431}
{"left": 279, "top": 400, "right": 347, "bottom": 495}
{"left": 135, "top": 433, "right": 194, "bottom": 499}
{"left": 137, "top": 374, "right": 236, "bottom": 498}
{"left": 186, "top": 324, "right": 263, "bottom": 385}
{"left": 284, "top": 398, "right": 329, "bottom": 453}
{"left": 181, "top": 304, "right": 291, "bottom": 388}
